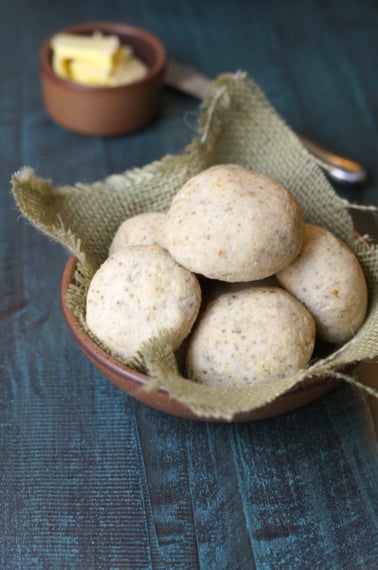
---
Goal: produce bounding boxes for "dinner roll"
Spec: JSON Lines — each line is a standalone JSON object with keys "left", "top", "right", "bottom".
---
{"left": 86, "top": 244, "right": 201, "bottom": 360}
{"left": 165, "top": 164, "right": 304, "bottom": 282}
{"left": 108, "top": 211, "right": 166, "bottom": 256}
{"left": 186, "top": 287, "right": 316, "bottom": 386}
{"left": 276, "top": 224, "right": 368, "bottom": 343}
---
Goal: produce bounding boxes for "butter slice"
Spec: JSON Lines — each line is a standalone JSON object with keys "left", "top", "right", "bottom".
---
{"left": 51, "top": 32, "right": 120, "bottom": 72}
{"left": 107, "top": 56, "right": 148, "bottom": 86}
{"left": 52, "top": 52, "right": 72, "bottom": 80}
{"left": 113, "top": 44, "right": 134, "bottom": 64}
{"left": 50, "top": 32, "right": 148, "bottom": 87}
{"left": 70, "top": 60, "right": 114, "bottom": 86}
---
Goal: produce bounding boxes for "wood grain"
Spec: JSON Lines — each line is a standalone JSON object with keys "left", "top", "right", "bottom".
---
{"left": 1, "top": 0, "right": 377, "bottom": 568}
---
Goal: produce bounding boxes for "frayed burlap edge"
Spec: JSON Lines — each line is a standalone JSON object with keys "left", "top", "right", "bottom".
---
{"left": 11, "top": 72, "right": 378, "bottom": 420}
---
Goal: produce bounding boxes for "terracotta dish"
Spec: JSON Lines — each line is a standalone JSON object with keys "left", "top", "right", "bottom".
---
{"left": 40, "top": 22, "right": 167, "bottom": 136}
{"left": 61, "top": 256, "right": 342, "bottom": 422}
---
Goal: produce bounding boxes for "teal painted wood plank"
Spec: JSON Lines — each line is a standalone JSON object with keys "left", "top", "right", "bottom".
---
{"left": 229, "top": 387, "right": 378, "bottom": 569}
{"left": 1, "top": 0, "right": 378, "bottom": 568}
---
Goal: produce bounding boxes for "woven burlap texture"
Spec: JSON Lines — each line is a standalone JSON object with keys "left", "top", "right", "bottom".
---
{"left": 11, "top": 72, "right": 378, "bottom": 420}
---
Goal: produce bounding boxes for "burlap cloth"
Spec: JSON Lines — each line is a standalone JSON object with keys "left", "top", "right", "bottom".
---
{"left": 11, "top": 72, "right": 378, "bottom": 420}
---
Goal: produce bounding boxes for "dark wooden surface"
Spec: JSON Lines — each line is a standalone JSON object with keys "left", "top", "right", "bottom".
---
{"left": 1, "top": 0, "right": 378, "bottom": 568}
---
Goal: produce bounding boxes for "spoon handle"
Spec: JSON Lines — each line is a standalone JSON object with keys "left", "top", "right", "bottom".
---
{"left": 164, "top": 61, "right": 368, "bottom": 186}
{"left": 297, "top": 136, "right": 367, "bottom": 185}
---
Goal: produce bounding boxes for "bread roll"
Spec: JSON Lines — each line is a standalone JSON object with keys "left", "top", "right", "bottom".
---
{"left": 109, "top": 211, "right": 166, "bottom": 256}
{"left": 186, "top": 287, "right": 316, "bottom": 386}
{"left": 165, "top": 164, "right": 304, "bottom": 282}
{"left": 276, "top": 224, "right": 368, "bottom": 343}
{"left": 86, "top": 244, "right": 201, "bottom": 360}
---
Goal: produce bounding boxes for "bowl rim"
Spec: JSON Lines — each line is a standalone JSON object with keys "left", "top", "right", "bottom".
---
{"left": 60, "top": 255, "right": 344, "bottom": 422}
{"left": 40, "top": 20, "right": 167, "bottom": 94}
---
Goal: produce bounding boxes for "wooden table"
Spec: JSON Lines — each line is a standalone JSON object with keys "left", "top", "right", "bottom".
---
{"left": 1, "top": 1, "right": 377, "bottom": 568}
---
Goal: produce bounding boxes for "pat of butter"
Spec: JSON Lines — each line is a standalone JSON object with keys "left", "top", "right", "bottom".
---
{"left": 69, "top": 60, "right": 114, "bottom": 85}
{"left": 107, "top": 46, "right": 148, "bottom": 86}
{"left": 51, "top": 32, "right": 119, "bottom": 72}
{"left": 50, "top": 32, "right": 148, "bottom": 87}
{"left": 52, "top": 52, "right": 71, "bottom": 80}
{"left": 107, "top": 57, "right": 148, "bottom": 86}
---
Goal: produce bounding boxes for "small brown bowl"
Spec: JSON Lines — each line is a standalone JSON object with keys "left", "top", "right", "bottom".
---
{"left": 61, "top": 255, "right": 342, "bottom": 422}
{"left": 40, "top": 22, "right": 167, "bottom": 136}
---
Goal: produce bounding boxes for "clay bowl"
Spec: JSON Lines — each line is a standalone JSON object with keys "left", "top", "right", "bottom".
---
{"left": 61, "top": 255, "right": 342, "bottom": 422}
{"left": 40, "top": 21, "right": 167, "bottom": 136}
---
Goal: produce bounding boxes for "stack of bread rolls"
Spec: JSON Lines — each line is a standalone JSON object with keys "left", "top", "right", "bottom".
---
{"left": 86, "top": 164, "right": 368, "bottom": 387}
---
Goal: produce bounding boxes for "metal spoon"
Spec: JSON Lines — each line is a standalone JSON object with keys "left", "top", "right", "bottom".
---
{"left": 164, "top": 60, "right": 368, "bottom": 186}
